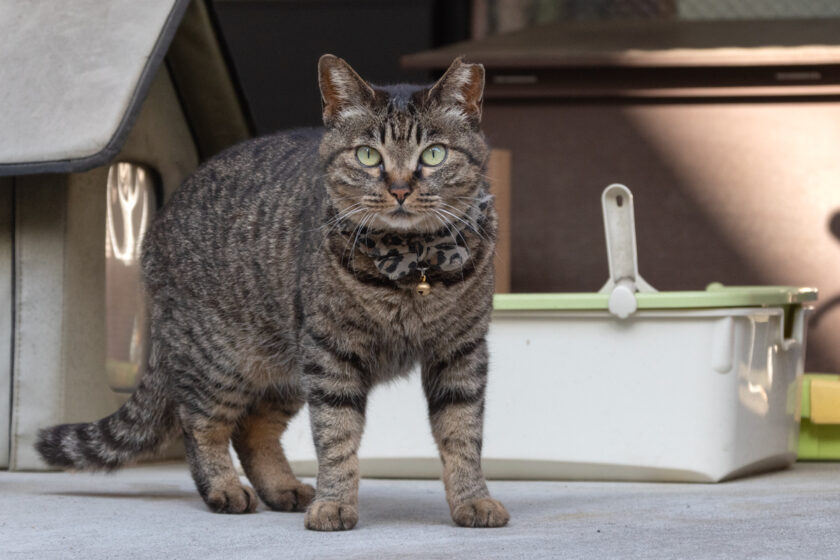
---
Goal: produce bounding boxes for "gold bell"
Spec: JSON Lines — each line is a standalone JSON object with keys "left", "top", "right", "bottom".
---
{"left": 416, "top": 274, "right": 431, "bottom": 296}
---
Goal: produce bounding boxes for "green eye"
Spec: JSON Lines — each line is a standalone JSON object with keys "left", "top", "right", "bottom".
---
{"left": 420, "top": 144, "right": 447, "bottom": 167}
{"left": 356, "top": 146, "right": 381, "bottom": 167}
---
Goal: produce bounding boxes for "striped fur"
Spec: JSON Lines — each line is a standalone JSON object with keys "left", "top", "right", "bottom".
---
{"left": 35, "top": 55, "right": 508, "bottom": 530}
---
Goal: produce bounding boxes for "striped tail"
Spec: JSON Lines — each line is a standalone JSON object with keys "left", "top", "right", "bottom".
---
{"left": 35, "top": 362, "right": 177, "bottom": 471}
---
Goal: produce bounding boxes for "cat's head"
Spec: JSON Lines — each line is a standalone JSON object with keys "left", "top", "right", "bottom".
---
{"left": 318, "top": 54, "right": 489, "bottom": 233}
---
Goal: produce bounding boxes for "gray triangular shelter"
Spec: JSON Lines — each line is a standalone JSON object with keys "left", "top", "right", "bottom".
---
{"left": 0, "top": 0, "right": 250, "bottom": 470}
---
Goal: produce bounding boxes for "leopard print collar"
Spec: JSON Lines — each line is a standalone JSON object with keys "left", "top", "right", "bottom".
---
{"left": 339, "top": 195, "right": 491, "bottom": 281}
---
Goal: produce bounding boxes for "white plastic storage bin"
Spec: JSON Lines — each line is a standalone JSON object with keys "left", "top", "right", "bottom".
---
{"left": 283, "top": 185, "right": 816, "bottom": 482}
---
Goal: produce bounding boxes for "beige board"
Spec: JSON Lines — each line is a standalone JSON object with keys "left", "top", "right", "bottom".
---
{"left": 488, "top": 149, "right": 512, "bottom": 293}
{"left": 0, "top": 178, "right": 12, "bottom": 467}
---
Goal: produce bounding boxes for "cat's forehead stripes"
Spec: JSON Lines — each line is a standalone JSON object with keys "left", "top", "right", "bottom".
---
{"left": 367, "top": 115, "right": 422, "bottom": 148}
{"left": 371, "top": 84, "right": 428, "bottom": 146}
{"left": 381, "top": 115, "right": 421, "bottom": 145}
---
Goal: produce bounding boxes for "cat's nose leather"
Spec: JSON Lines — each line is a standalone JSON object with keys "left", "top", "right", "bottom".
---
{"left": 388, "top": 183, "right": 412, "bottom": 204}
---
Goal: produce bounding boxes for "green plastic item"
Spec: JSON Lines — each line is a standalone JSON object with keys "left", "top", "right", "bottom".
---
{"left": 493, "top": 283, "right": 817, "bottom": 311}
{"left": 798, "top": 374, "right": 840, "bottom": 460}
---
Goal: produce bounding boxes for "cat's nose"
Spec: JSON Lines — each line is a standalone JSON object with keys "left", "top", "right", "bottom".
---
{"left": 388, "top": 182, "right": 412, "bottom": 204}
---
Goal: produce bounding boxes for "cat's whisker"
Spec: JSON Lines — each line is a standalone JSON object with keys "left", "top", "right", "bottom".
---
{"left": 314, "top": 206, "right": 368, "bottom": 239}
{"left": 350, "top": 212, "right": 375, "bottom": 277}
{"left": 435, "top": 207, "right": 488, "bottom": 243}
{"left": 432, "top": 209, "right": 471, "bottom": 257}
{"left": 430, "top": 210, "right": 469, "bottom": 284}
{"left": 437, "top": 201, "right": 493, "bottom": 241}
{"left": 335, "top": 205, "right": 367, "bottom": 222}
{"left": 437, "top": 202, "right": 500, "bottom": 261}
{"left": 323, "top": 210, "right": 367, "bottom": 244}
{"left": 341, "top": 211, "right": 369, "bottom": 267}
{"left": 325, "top": 203, "right": 365, "bottom": 225}
{"left": 315, "top": 202, "right": 364, "bottom": 229}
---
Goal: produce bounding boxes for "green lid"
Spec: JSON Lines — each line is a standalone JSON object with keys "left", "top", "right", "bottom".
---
{"left": 493, "top": 283, "right": 818, "bottom": 311}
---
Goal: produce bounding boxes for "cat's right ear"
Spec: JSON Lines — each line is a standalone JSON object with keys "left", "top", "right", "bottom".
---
{"left": 318, "top": 54, "right": 375, "bottom": 127}
{"left": 426, "top": 57, "right": 485, "bottom": 126}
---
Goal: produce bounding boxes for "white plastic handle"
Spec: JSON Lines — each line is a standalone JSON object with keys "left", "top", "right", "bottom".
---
{"left": 599, "top": 184, "right": 656, "bottom": 318}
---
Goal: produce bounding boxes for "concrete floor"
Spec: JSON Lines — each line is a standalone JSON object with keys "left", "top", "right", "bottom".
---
{"left": 1, "top": 462, "right": 839, "bottom": 559}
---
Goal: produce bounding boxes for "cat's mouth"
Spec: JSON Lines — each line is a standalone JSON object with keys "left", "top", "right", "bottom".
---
{"left": 389, "top": 207, "right": 413, "bottom": 217}
{"left": 366, "top": 206, "right": 434, "bottom": 232}
{"left": 383, "top": 207, "right": 421, "bottom": 228}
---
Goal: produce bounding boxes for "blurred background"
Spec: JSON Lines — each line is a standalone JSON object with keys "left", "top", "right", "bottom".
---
{"left": 209, "top": 0, "right": 840, "bottom": 130}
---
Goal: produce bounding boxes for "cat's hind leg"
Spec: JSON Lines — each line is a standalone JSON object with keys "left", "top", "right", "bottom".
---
{"left": 232, "top": 391, "right": 315, "bottom": 512}
{"left": 175, "top": 342, "right": 261, "bottom": 514}
{"left": 181, "top": 410, "right": 258, "bottom": 514}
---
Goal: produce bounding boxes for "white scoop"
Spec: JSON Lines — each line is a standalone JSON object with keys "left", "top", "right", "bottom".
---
{"left": 598, "top": 184, "right": 657, "bottom": 318}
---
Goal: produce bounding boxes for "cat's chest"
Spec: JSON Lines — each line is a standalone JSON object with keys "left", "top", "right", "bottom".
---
{"left": 359, "top": 283, "right": 464, "bottom": 344}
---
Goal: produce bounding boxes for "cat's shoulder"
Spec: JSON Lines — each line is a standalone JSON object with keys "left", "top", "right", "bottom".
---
{"left": 169, "top": 128, "right": 326, "bottom": 206}
{"left": 177, "top": 128, "right": 325, "bottom": 193}
{"left": 205, "top": 127, "right": 325, "bottom": 168}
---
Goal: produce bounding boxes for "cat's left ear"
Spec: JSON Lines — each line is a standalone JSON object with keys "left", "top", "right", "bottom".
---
{"left": 426, "top": 57, "right": 485, "bottom": 125}
{"left": 318, "top": 54, "right": 376, "bottom": 127}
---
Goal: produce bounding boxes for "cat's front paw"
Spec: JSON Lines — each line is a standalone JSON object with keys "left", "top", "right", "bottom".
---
{"left": 261, "top": 482, "right": 315, "bottom": 512}
{"left": 452, "top": 497, "right": 510, "bottom": 528}
{"left": 205, "top": 483, "right": 258, "bottom": 514}
{"left": 304, "top": 500, "right": 358, "bottom": 531}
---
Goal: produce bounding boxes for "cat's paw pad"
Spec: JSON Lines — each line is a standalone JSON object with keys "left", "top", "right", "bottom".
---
{"left": 452, "top": 497, "right": 510, "bottom": 528}
{"left": 263, "top": 482, "right": 316, "bottom": 512}
{"left": 304, "top": 500, "right": 358, "bottom": 531}
{"left": 205, "top": 483, "right": 258, "bottom": 514}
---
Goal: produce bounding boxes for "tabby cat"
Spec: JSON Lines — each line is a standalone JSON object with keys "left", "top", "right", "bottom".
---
{"left": 36, "top": 55, "right": 509, "bottom": 531}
